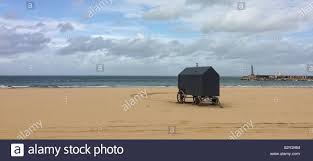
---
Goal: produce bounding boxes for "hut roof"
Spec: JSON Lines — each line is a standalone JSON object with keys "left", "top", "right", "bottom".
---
{"left": 179, "top": 66, "right": 213, "bottom": 76}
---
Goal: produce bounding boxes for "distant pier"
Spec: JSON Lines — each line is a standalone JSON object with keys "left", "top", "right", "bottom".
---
{"left": 241, "top": 65, "right": 313, "bottom": 81}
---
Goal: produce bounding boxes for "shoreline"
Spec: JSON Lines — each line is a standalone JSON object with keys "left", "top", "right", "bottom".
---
{"left": 1, "top": 86, "right": 313, "bottom": 89}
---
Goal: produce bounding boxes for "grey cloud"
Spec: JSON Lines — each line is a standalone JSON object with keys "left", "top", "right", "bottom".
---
{"left": 57, "top": 34, "right": 313, "bottom": 69}
{"left": 209, "top": 38, "right": 313, "bottom": 66}
{"left": 58, "top": 36, "right": 113, "bottom": 55}
{"left": 57, "top": 22, "right": 75, "bottom": 32}
{"left": 36, "top": 22, "right": 45, "bottom": 27}
{"left": 13, "top": 22, "right": 46, "bottom": 30}
{"left": 0, "top": 26, "right": 50, "bottom": 56}
{"left": 57, "top": 36, "right": 184, "bottom": 58}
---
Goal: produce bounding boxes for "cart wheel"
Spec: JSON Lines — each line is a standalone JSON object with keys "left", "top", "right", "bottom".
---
{"left": 212, "top": 97, "right": 219, "bottom": 105}
{"left": 177, "top": 91, "right": 185, "bottom": 104}
{"left": 193, "top": 96, "right": 200, "bottom": 105}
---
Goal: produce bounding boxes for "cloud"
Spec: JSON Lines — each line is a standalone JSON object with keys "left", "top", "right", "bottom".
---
{"left": 143, "top": 5, "right": 183, "bottom": 20}
{"left": 56, "top": 32, "right": 313, "bottom": 68}
{"left": 138, "top": 0, "right": 313, "bottom": 33}
{"left": 185, "top": 0, "right": 233, "bottom": 6}
{"left": 57, "top": 35, "right": 184, "bottom": 58}
{"left": 1, "top": 0, "right": 313, "bottom": 75}
{"left": 0, "top": 26, "right": 50, "bottom": 56}
{"left": 57, "top": 22, "right": 75, "bottom": 32}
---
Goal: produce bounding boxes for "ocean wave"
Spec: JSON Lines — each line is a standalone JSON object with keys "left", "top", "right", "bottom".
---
{"left": 111, "top": 85, "right": 175, "bottom": 88}
{"left": 221, "top": 85, "right": 313, "bottom": 88}
{"left": 57, "top": 85, "right": 111, "bottom": 88}
{"left": 0, "top": 85, "right": 10, "bottom": 88}
{"left": 221, "top": 85, "right": 263, "bottom": 88}
{"left": 1, "top": 84, "right": 313, "bottom": 88}
{"left": 11, "top": 86, "right": 31, "bottom": 88}
{"left": 0, "top": 85, "right": 113, "bottom": 88}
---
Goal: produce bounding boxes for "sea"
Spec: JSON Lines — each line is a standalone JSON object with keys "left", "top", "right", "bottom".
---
{"left": 0, "top": 76, "right": 313, "bottom": 88}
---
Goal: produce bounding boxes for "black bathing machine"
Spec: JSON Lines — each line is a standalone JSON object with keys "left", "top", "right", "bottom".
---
{"left": 177, "top": 66, "right": 220, "bottom": 105}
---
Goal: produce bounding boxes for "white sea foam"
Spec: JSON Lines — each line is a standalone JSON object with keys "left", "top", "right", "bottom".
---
{"left": 221, "top": 85, "right": 313, "bottom": 88}
{"left": 11, "top": 86, "right": 30, "bottom": 88}
{"left": 1, "top": 85, "right": 313, "bottom": 88}
{"left": 57, "top": 85, "right": 111, "bottom": 88}
{"left": 0, "top": 85, "right": 10, "bottom": 88}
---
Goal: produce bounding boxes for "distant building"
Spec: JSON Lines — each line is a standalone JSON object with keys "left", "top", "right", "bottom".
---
{"left": 241, "top": 65, "right": 313, "bottom": 81}
{"left": 251, "top": 65, "right": 254, "bottom": 76}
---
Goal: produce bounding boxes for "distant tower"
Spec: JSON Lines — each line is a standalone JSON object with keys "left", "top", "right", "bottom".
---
{"left": 251, "top": 65, "right": 255, "bottom": 76}
{"left": 196, "top": 63, "right": 199, "bottom": 67}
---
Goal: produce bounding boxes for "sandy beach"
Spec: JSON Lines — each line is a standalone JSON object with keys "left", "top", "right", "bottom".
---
{"left": 0, "top": 87, "right": 312, "bottom": 139}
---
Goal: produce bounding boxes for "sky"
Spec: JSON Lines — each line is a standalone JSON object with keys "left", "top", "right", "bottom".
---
{"left": 0, "top": 0, "right": 313, "bottom": 76}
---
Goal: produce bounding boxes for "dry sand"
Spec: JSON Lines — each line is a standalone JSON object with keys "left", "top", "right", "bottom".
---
{"left": 0, "top": 87, "right": 313, "bottom": 139}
